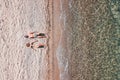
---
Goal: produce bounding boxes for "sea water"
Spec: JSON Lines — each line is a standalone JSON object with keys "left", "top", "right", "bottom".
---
{"left": 57, "top": 0, "right": 120, "bottom": 80}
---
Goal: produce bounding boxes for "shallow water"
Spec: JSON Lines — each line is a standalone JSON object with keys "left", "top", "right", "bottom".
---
{"left": 57, "top": 0, "right": 120, "bottom": 80}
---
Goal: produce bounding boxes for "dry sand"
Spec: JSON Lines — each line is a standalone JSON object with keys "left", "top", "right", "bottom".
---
{"left": 0, "top": 0, "right": 61, "bottom": 80}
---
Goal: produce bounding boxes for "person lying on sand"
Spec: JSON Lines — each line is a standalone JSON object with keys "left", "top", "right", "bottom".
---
{"left": 24, "top": 31, "right": 47, "bottom": 39}
{"left": 26, "top": 40, "right": 45, "bottom": 49}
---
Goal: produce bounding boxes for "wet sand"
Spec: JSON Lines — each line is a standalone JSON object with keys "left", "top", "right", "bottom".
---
{"left": 46, "top": 0, "right": 60, "bottom": 80}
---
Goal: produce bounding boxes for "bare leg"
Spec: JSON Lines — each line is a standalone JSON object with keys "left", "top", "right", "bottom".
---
{"left": 38, "top": 44, "right": 46, "bottom": 48}
{"left": 38, "top": 36, "right": 46, "bottom": 38}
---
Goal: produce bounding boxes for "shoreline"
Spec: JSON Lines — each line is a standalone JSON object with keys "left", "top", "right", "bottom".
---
{"left": 47, "top": 0, "right": 61, "bottom": 80}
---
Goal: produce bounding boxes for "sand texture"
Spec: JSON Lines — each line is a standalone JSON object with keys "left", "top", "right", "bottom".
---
{"left": 0, "top": 0, "right": 50, "bottom": 80}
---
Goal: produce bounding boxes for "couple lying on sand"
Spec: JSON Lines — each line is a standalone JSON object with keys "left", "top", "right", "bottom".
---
{"left": 24, "top": 32, "right": 47, "bottom": 49}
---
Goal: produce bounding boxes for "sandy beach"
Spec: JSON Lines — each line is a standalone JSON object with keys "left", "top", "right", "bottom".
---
{"left": 0, "top": 0, "right": 52, "bottom": 80}
{"left": 0, "top": 0, "right": 61, "bottom": 80}
{"left": 0, "top": 0, "right": 120, "bottom": 80}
